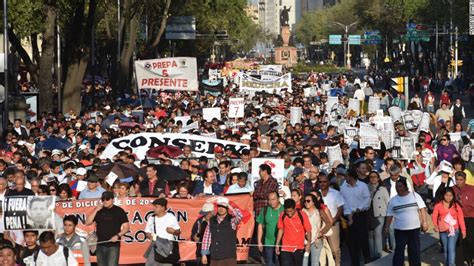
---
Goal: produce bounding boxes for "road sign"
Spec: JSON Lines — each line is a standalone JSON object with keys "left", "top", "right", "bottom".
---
{"left": 391, "top": 77, "right": 405, "bottom": 93}
{"left": 363, "top": 31, "right": 382, "bottom": 44}
{"left": 329, "top": 35, "right": 342, "bottom": 45}
{"left": 165, "top": 16, "right": 196, "bottom": 40}
{"left": 348, "top": 35, "right": 361, "bottom": 45}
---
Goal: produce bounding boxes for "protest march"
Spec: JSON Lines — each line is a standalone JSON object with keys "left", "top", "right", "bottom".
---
{"left": 0, "top": 55, "right": 473, "bottom": 266}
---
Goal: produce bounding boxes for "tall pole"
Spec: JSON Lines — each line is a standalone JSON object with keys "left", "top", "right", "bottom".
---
{"left": 117, "top": 0, "right": 121, "bottom": 93}
{"left": 3, "top": 0, "right": 9, "bottom": 128}
{"left": 57, "top": 14, "right": 61, "bottom": 112}
{"left": 454, "top": 26, "right": 458, "bottom": 77}
{"left": 343, "top": 26, "right": 347, "bottom": 68}
{"left": 435, "top": 20, "right": 438, "bottom": 76}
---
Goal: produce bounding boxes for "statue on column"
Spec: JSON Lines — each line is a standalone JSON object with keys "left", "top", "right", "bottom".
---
{"left": 280, "top": 6, "right": 291, "bottom": 27}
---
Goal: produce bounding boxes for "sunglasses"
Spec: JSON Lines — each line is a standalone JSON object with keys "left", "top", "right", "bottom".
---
{"left": 441, "top": 139, "right": 447, "bottom": 141}
{"left": 305, "top": 199, "right": 312, "bottom": 203}
{"left": 50, "top": 189, "right": 56, "bottom": 192}
{"left": 101, "top": 197, "right": 112, "bottom": 201}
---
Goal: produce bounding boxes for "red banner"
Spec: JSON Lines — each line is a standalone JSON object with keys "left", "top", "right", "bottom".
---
{"left": 55, "top": 195, "right": 254, "bottom": 264}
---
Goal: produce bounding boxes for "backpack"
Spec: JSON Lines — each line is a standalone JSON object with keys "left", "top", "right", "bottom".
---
{"left": 35, "top": 246, "right": 69, "bottom": 264}
{"left": 281, "top": 209, "right": 306, "bottom": 232}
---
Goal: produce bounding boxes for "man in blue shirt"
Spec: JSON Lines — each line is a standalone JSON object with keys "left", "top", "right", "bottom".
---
{"left": 78, "top": 173, "right": 105, "bottom": 199}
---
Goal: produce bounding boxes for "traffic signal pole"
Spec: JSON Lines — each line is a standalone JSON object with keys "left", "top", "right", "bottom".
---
{"left": 454, "top": 26, "right": 458, "bottom": 77}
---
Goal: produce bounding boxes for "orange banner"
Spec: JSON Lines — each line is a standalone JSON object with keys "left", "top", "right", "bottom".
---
{"left": 55, "top": 195, "right": 254, "bottom": 264}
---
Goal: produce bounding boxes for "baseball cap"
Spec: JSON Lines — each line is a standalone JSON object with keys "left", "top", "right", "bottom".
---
{"left": 51, "top": 149, "right": 63, "bottom": 156}
{"left": 216, "top": 197, "right": 229, "bottom": 208}
{"left": 87, "top": 173, "right": 99, "bottom": 182}
{"left": 214, "top": 146, "right": 224, "bottom": 153}
{"left": 292, "top": 167, "right": 305, "bottom": 177}
{"left": 199, "top": 203, "right": 214, "bottom": 215}
{"left": 336, "top": 166, "right": 347, "bottom": 175}
{"left": 101, "top": 191, "right": 114, "bottom": 200}
{"left": 76, "top": 167, "right": 87, "bottom": 176}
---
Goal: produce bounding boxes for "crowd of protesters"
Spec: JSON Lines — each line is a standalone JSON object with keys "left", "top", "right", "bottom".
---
{"left": 0, "top": 68, "right": 473, "bottom": 266}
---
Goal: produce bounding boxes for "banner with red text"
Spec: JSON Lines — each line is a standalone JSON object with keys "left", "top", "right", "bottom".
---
{"left": 55, "top": 195, "right": 254, "bottom": 264}
{"left": 135, "top": 57, "right": 198, "bottom": 91}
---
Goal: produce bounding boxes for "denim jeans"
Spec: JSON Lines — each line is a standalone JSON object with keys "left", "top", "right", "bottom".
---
{"left": 440, "top": 229, "right": 459, "bottom": 266}
{"left": 97, "top": 245, "right": 120, "bottom": 266}
{"left": 264, "top": 246, "right": 279, "bottom": 266}
{"left": 281, "top": 249, "right": 304, "bottom": 266}
{"left": 302, "top": 240, "right": 323, "bottom": 266}
{"left": 393, "top": 228, "right": 420, "bottom": 266}
{"left": 368, "top": 216, "right": 385, "bottom": 259}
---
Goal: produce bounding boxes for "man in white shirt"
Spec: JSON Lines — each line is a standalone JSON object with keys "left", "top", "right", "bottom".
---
{"left": 144, "top": 198, "right": 181, "bottom": 265}
{"left": 36, "top": 231, "right": 78, "bottom": 266}
{"left": 340, "top": 172, "right": 371, "bottom": 265}
{"left": 319, "top": 174, "right": 345, "bottom": 266}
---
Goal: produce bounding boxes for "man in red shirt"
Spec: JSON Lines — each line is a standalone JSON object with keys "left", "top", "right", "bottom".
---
{"left": 275, "top": 199, "right": 312, "bottom": 265}
{"left": 452, "top": 171, "right": 474, "bottom": 265}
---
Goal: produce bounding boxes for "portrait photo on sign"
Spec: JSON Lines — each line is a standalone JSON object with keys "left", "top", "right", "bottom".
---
{"left": 26, "top": 196, "right": 55, "bottom": 230}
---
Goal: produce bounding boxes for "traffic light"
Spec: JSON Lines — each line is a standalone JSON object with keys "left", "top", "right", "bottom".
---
{"left": 391, "top": 77, "right": 404, "bottom": 93}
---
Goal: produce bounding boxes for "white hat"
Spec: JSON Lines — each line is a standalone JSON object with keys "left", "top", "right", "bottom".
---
{"left": 230, "top": 168, "right": 242, "bottom": 173}
{"left": 216, "top": 197, "right": 229, "bottom": 208}
{"left": 199, "top": 203, "right": 214, "bottom": 215}
{"left": 51, "top": 149, "right": 63, "bottom": 156}
{"left": 440, "top": 164, "right": 453, "bottom": 174}
{"left": 78, "top": 144, "right": 88, "bottom": 151}
{"left": 76, "top": 167, "right": 87, "bottom": 176}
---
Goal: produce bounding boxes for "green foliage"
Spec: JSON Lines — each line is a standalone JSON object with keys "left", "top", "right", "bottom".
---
{"left": 7, "top": 0, "right": 44, "bottom": 37}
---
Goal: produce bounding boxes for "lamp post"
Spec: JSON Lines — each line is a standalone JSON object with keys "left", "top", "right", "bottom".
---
{"left": 3, "top": 0, "right": 9, "bottom": 128}
{"left": 332, "top": 21, "right": 358, "bottom": 68}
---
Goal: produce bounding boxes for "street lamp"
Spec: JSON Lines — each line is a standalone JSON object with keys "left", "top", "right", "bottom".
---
{"left": 332, "top": 21, "right": 358, "bottom": 69}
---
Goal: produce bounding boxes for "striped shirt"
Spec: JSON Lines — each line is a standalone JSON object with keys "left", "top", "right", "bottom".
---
{"left": 386, "top": 192, "right": 426, "bottom": 230}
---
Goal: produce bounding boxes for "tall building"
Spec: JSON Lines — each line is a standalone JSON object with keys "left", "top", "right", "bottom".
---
{"left": 258, "top": 0, "right": 280, "bottom": 36}
{"left": 301, "top": 0, "right": 324, "bottom": 12}
{"left": 245, "top": 5, "right": 259, "bottom": 24}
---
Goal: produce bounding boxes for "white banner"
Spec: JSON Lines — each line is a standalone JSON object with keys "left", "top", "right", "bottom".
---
{"left": 327, "top": 145, "right": 343, "bottom": 166}
{"left": 290, "top": 107, "right": 302, "bottom": 126}
{"left": 418, "top": 112, "right": 431, "bottom": 132}
{"left": 239, "top": 73, "right": 292, "bottom": 92}
{"left": 348, "top": 98, "right": 360, "bottom": 116}
{"left": 181, "top": 121, "right": 199, "bottom": 133}
{"left": 250, "top": 158, "right": 284, "bottom": 189}
{"left": 259, "top": 64, "right": 283, "bottom": 72}
{"left": 368, "top": 96, "right": 380, "bottom": 113}
{"left": 202, "top": 107, "right": 222, "bottom": 122}
{"left": 388, "top": 106, "right": 402, "bottom": 122}
{"left": 258, "top": 65, "right": 283, "bottom": 81}
{"left": 359, "top": 123, "right": 380, "bottom": 149}
{"left": 326, "top": 96, "right": 339, "bottom": 113}
{"left": 400, "top": 137, "right": 416, "bottom": 160}
{"left": 101, "top": 133, "right": 250, "bottom": 160}
{"left": 344, "top": 127, "right": 359, "bottom": 145}
{"left": 228, "top": 98, "right": 245, "bottom": 118}
{"left": 3, "top": 196, "right": 56, "bottom": 230}
{"left": 135, "top": 57, "right": 198, "bottom": 91}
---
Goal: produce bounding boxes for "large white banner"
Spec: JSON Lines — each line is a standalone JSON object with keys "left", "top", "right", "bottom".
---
{"left": 202, "top": 107, "right": 222, "bottom": 122}
{"left": 258, "top": 65, "right": 283, "bottom": 81}
{"left": 135, "top": 57, "right": 198, "bottom": 91}
{"left": 239, "top": 73, "right": 292, "bottom": 92}
{"left": 250, "top": 158, "right": 284, "bottom": 190}
{"left": 228, "top": 98, "right": 245, "bottom": 118}
{"left": 101, "top": 133, "right": 250, "bottom": 160}
{"left": 290, "top": 107, "right": 302, "bottom": 126}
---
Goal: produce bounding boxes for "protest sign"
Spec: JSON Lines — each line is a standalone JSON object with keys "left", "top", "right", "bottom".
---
{"left": 347, "top": 98, "right": 360, "bottom": 116}
{"left": 411, "top": 110, "right": 424, "bottom": 126}
{"left": 418, "top": 112, "right": 431, "bottom": 132}
{"left": 3, "top": 196, "right": 55, "bottom": 230}
{"left": 258, "top": 65, "right": 283, "bottom": 81}
{"left": 174, "top": 116, "right": 191, "bottom": 125}
{"left": 388, "top": 106, "right": 402, "bottom": 122}
{"left": 228, "top": 98, "right": 245, "bottom": 118}
{"left": 55, "top": 195, "right": 254, "bottom": 264}
{"left": 180, "top": 121, "right": 199, "bottom": 133}
{"left": 400, "top": 137, "right": 416, "bottom": 160}
{"left": 325, "top": 96, "right": 339, "bottom": 114}
{"left": 259, "top": 64, "right": 283, "bottom": 73}
{"left": 321, "top": 83, "right": 331, "bottom": 92}
{"left": 101, "top": 133, "right": 250, "bottom": 160}
{"left": 449, "top": 132, "right": 461, "bottom": 144}
{"left": 259, "top": 136, "right": 271, "bottom": 151}
{"left": 359, "top": 123, "right": 380, "bottom": 149}
{"left": 367, "top": 96, "right": 381, "bottom": 113}
{"left": 327, "top": 145, "right": 343, "bottom": 166}
{"left": 290, "top": 107, "right": 302, "bottom": 126}
{"left": 201, "top": 132, "right": 217, "bottom": 139}
{"left": 239, "top": 73, "right": 292, "bottom": 92}
{"left": 403, "top": 113, "right": 417, "bottom": 130}
{"left": 135, "top": 57, "right": 198, "bottom": 91}
{"left": 250, "top": 158, "right": 284, "bottom": 189}
{"left": 202, "top": 107, "right": 222, "bottom": 122}
{"left": 373, "top": 116, "right": 393, "bottom": 131}
{"left": 304, "top": 87, "right": 317, "bottom": 97}
{"left": 208, "top": 69, "right": 221, "bottom": 79}
{"left": 344, "top": 127, "right": 359, "bottom": 145}
{"left": 380, "top": 130, "right": 394, "bottom": 149}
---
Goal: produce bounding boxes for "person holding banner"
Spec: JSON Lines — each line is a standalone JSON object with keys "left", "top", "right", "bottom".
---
{"left": 201, "top": 197, "right": 243, "bottom": 266}
{"left": 85, "top": 191, "right": 129, "bottom": 266}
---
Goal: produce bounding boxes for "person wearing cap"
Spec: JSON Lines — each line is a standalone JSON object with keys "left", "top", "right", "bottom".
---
{"left": 290, "top": 167, "right": 313, "bottom": 196}
{"left": 425, "top": 162, "right": 456, "bottom": 201}
{"left": 78, "top": 173, "right": 105, "bottom": 199}
{"left": 201, "top": 197, "right": 243, "bottom": 266}
{"left": 85, "top": 191, "right": 129, "bottom": 266}
{"left": 191, "top": 203, "right": 214, "bottom": 263}
{"left": 144, "top": 198, "right": 181, "bottom": 265}
{"left": 207, "top": 147, "right": 224, "bottom": 169}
